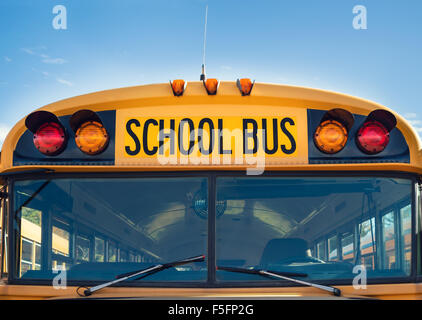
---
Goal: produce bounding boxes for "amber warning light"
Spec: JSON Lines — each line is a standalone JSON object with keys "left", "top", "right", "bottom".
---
{"left": 70, "top": 109, "right": 110, "bottom": 156}
{"left": 237, "top": 78, "right": 254, "bottom": 96}
{"left": 171, "top": 80, "right": 186, "bottom": 96}
{"left": 314, "top": 120, "right": 348, "bottom": 154}
{"left": 75, "top": 121, "right": 109, "bottom": 155}
{"left": 204, "top": 78, "right": 218, "bottom": 95}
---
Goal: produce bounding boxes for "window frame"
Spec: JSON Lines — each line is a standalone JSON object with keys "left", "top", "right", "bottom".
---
{"left": 1, "top": 182, "right": 8, "bottom": 279}
{"left": 6, "top": 170, "right": 419, "bottom": 288}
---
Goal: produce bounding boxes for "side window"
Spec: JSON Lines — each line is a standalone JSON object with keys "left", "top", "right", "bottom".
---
{"left": 107, "top": 241, "right": 117, "bottom": 262}
{"left": 341, "top": 233, "right": 354, "bottom": 263}
{"left": 76, "top": 234, "right": 91, "bottom": 263}
{"left": 381, "top": 211, "right": 397, "bottom": 270}
{"left": 328, "top": 235, "right": 338, "bottom": 261}
{"left": 19, "top": 207, "right": 42, "bottom": 277}
{"left": 94, "top": 237, "right": 105, "bottom": 262}
{"left": 52, "top": 219, "right": 72, "bottom": 271}
{"left": 400, "top": 205, "right": 412, "bottom": 274}
{"left": 317, "top": 240, "right": 326, "bottom": 261}
{"left": 120, "top": 250, "right": 127, "bottom": 262}
{"left": 358, "top": 217, "right": 376, "bottom": 270}
{"left": 21, "top": 238, "right": 40, "bottom": 275}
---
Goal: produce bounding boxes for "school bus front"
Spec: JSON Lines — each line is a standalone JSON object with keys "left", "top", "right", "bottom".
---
{"left": 0, "top": 81, "right": 422, "bottom": 300}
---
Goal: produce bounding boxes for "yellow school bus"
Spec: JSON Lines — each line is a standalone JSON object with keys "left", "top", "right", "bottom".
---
{"left": 0, "top": 79, "right": 421, "bottom": 300}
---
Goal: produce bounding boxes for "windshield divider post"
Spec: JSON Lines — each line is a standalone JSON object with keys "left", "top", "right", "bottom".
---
{"left": 208, "top": 173, "right": 216, "bottom": 285}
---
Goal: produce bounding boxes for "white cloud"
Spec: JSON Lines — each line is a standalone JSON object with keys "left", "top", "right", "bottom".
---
{"left": 407, "top": 119, "right": 422, "bottom": 126}
{"left": 0, "top": 124, "right": 11, "bottom": 149}
{"left": 4, "top": 56, "right": 11, "bottom": 62}
{"left": 56, "top": 78, "right": 73, "bottom": 86}
{"left": 42, "top": 57, "right": 67, "bottom": 64}
{"left": 21, "top": 48, "right": 35, "bottom": 55}
{"left": 404, "top": 112, "right": 418, "bottom": 119}
{"left": 22, "top": 47, "right": 67, "bottom": 64}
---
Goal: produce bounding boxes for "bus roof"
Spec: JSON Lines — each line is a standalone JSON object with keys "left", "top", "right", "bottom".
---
{"left": 1, "top": 81, "right": 421, "bottom": 175}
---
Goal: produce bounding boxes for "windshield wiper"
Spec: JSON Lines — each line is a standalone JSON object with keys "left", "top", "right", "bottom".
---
{"left": 82, "top": 255, "right": 205, "bottom": 297}
{"left": 217, "top": 266, "right": 341, "bottom": 297}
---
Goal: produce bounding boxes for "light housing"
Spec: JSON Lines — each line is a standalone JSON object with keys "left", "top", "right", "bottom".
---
{"left": 203, "top": 78, "right": 219, "bottom": 95}
{"left": 236, "top": 78, "right": 254, "bottom": 96}
{"left": 33, "top": 122, "right": 66, "bottom": 156}
{"left": 356, "top": 109, "right": 396, "bottom": 155}
{"left": 25, "top": 110, "right": 67, "bottom": 156}
{"left": 170, "top": 79, "right": 186, "bottom": 96}
{"left": 70, "top": 110, "right": 110, "bottom": 155}
{"left": 314, "top": 120, "right": 348, "bottom": 154}
{"left": 75, "top": 121, "right": 109, "bottom": 155}
{"left": 356, "top": 120, "right": 390, "bottom": 154}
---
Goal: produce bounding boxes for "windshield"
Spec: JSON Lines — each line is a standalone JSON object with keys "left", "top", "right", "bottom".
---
{"left": 14, "top": 177, "right": 208, "bottom": 282}
{"left": 216, "top": 177, "right": 413, "bottom": 282}
{"left": 12, "top": 175, "right": 414, "bottom": 285}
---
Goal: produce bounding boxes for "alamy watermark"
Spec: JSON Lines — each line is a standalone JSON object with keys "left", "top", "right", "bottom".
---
{"left": 154, "top": 128, "right": 268, "bottom": 176}
{"left": 52, "top": 5, "right": 67, "bottom": 30}
{"left": 353, "top": 5, "right": 367, "bottom": 30}
{"left": 352, "top": 265, "right": 367, "bottom": 290}
{"left": 52, "top": 266, "right": 67, "bottom": 289}
{"left": 50, "top": 5, "right": 367, "bottom": 31}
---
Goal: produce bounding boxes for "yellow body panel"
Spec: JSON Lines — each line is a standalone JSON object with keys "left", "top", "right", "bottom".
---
{"left": 0, "top": 284, "right": 422, "bottom": 300}
{"left": 1, "top": 81, "right": 421, "bottom": 173}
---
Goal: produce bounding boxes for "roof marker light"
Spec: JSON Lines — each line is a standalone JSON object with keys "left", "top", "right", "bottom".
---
{"left": 203, "top": 78, "right": 218, "bottom": 95}
{"left": 170, "top": 80, "right": 186, "bottom": 96}
{"left": 236, "top": 78, "right": 254, "bottom": 96}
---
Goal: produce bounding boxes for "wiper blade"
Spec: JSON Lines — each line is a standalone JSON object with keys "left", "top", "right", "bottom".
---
{"left": 82, "top": 255, "right": 205, "bottom": 297}
{"left": 218, "top": 266, "right": 308, "bottom": 278}
{"left": 217, "top": 266, "right": 341, "bottom": 297}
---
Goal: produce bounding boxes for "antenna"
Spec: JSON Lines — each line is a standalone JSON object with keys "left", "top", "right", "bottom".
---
{"left": 200, "top": 5, "right": 208, "bottom": 81}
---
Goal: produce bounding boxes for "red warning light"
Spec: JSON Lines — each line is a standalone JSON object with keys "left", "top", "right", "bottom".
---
{"left": 356, "top": 120, "right": 390, "bottom": 154}
{"left": 33, "top": 122, "right": 66, "bottom": 156}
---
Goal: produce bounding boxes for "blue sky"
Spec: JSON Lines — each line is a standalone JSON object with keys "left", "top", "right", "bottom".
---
{"left": 1, "top": 0, "right": 421, "bottom": 147}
